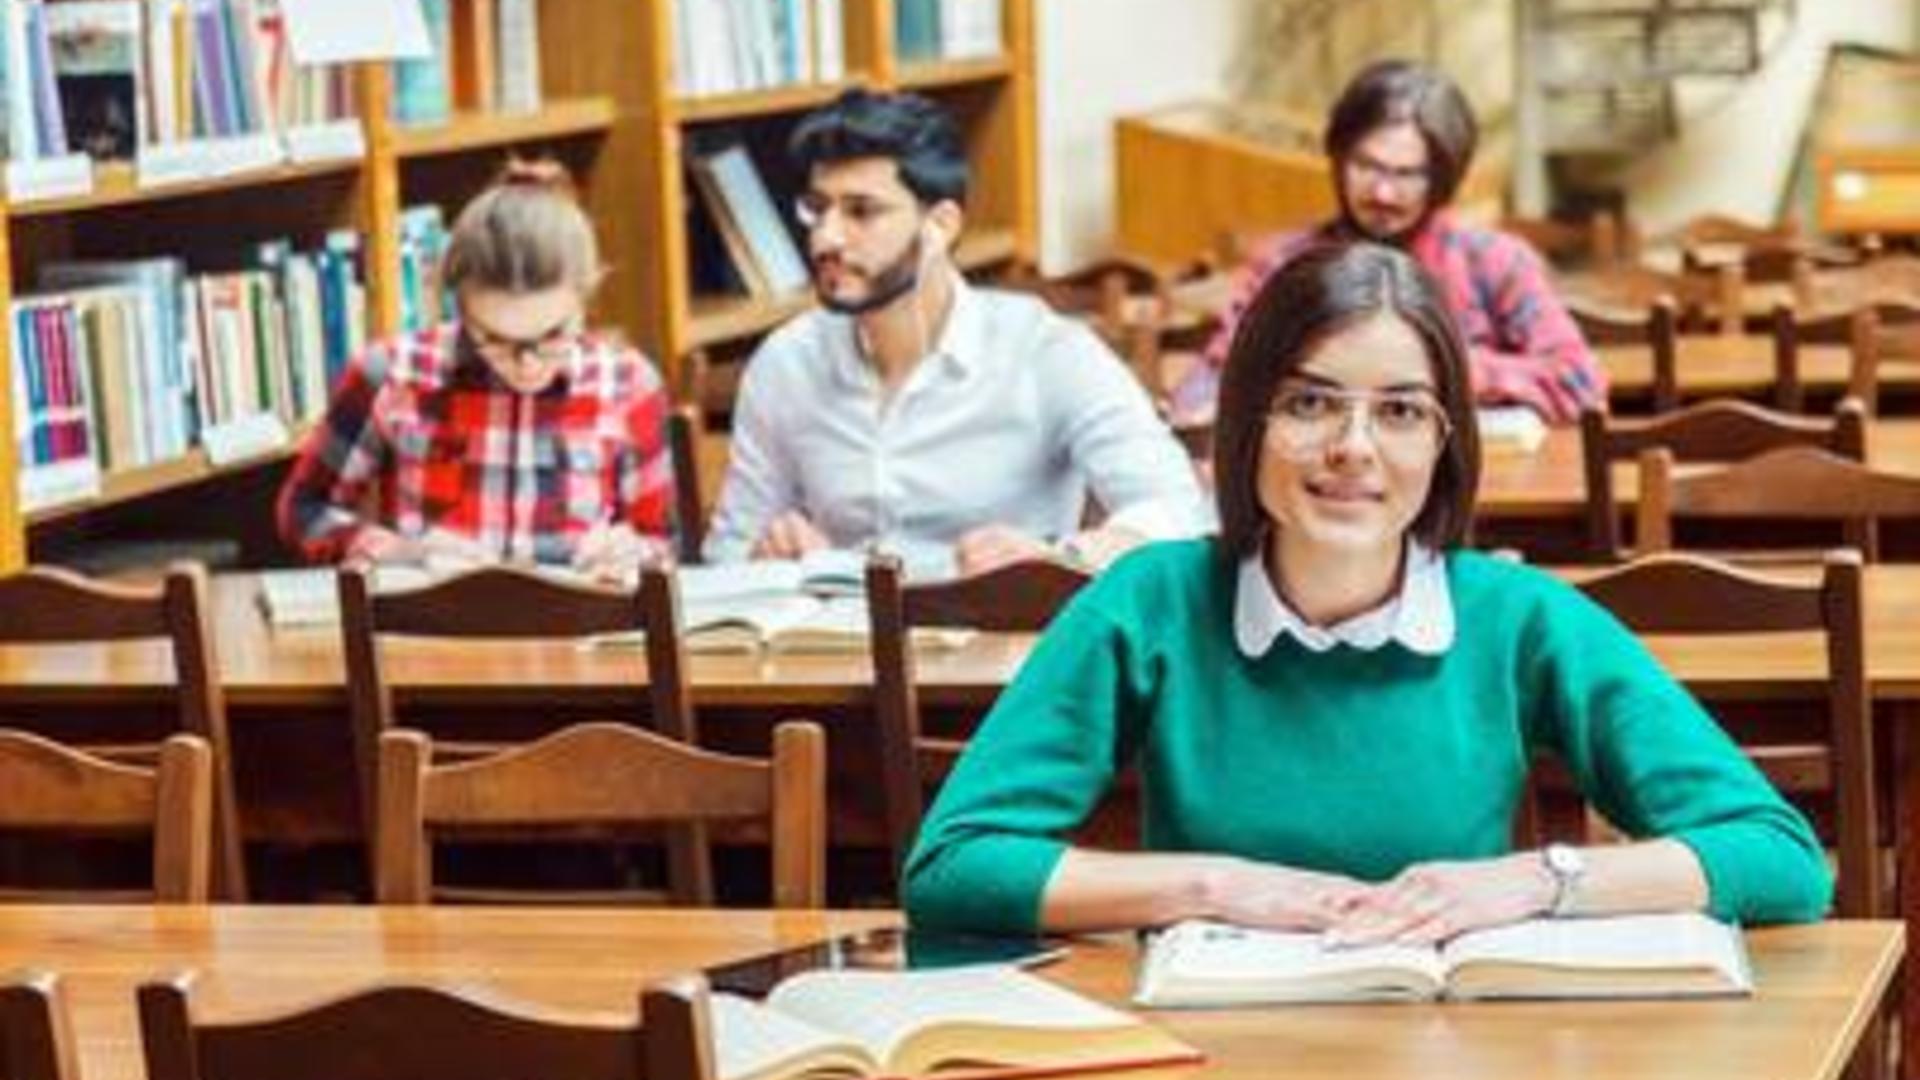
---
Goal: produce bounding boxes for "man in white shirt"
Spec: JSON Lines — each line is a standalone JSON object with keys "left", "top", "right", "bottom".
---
{"left": 705, "top": 89, "right": 1205, "bottom": 574}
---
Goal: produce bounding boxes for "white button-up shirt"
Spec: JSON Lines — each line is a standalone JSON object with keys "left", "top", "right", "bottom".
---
{"left": 704, "top": 279, "right": 1208, "bottom": 564}
{"left": 1234, "top": 543, "right": 1456, "bottom": 657}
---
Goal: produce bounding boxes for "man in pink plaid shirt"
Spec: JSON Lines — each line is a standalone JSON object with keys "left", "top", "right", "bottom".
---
{"left": 277, "top": 163, "right": 674, "bottom": 577}
{"left": 1172, "top": 60, "right": 1605, "bottom": 427}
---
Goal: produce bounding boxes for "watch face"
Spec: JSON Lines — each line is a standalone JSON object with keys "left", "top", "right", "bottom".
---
{"left": 1547, "top": 844, "right": 1584, "bottom": 876}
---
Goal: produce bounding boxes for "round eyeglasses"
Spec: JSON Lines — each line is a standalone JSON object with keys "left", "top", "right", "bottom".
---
{"left": 1265, "top": 382, "right": 1451, "bottom": 459}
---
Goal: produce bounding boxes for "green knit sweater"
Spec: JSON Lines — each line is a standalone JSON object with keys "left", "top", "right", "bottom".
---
{"left": 903, "top": 540, "right": 1832, "bottom": 933}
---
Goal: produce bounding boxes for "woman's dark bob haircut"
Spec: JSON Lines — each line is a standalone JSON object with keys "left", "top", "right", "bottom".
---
{"left": 1212, "top": 241, "right": 1481, "bottom": 563}
{"left": 1325, "top": 59, "right": 1478, "bottom": 209}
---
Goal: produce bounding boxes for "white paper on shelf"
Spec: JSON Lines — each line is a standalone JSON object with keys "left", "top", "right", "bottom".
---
{"left": 137, "top": 142, "right": 207, "bottom": 188}
{"left": 283, "top": 121, "right": 367, "bottom": 165}
{"left": 4, "top": 155, "right": 95, "bottom": 203}
{"left": 201, "top": 412, "right": 292, "bottom": 467}
{"left": 19, "top": 458, "right": 102, "bottom": 514}
{"left": 199, "top": 134, "right": 288, "bottom": 178}
{"left": 280, "top": 0, "right": 432, "bottom": 64}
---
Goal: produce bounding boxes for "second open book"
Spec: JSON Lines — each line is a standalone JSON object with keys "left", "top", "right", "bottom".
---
{"left": 1135, "top": 912, "right": 1752, "bottom": 1007}
{"left": 709, "top": 965, "right": 1198, "bottom": 1080}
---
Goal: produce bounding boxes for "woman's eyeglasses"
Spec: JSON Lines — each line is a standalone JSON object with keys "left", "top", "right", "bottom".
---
{"left": 1265, "top": 382, "right": 1451, "bottom": 458}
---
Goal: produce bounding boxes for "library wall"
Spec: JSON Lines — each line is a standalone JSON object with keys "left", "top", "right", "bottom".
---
{"left": 1608, "top": 0, "right": 1915, "bottom": 234}
{"left": 1034, "top": 0, "right": 1238, "bottom": 270}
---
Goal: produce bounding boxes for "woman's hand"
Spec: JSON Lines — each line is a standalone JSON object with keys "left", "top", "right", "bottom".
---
{"left": 1200, "top": 857, "right": 1373, "bottom": 932}
{"left": 1324, "top": 854, "right": 1555, "bottom": 947}
{"left": 572, "top": 522, "right": 672, "bottom": 583}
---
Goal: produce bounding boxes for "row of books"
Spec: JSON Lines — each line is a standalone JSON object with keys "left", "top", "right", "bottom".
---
{"left": 393, "top": 0, "right": 541, "bottom": 126}
{"left": 895, "top": 0, "right": 1003, "bottom": 63}
{"left": 672, "top": 0, "right": 847, "bottom": 98}
{"left": 5, "top": 0, "right": 357, "bottom": 163}
{"left": 9, "top": 236, "right": 367, "bottom": 512}
{"left": 397, "top": 203, "right": 453, "bottom": 334}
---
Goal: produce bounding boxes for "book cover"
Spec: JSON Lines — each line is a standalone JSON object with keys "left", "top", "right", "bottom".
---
{"left": 699, "top": 144, "right": 810, "bottom": 296}
{"left": 44, "top": 0, "right": 143, "bottom": 158}
{"left": 708, "top": 965, "right": 1199, "bottom": 1080}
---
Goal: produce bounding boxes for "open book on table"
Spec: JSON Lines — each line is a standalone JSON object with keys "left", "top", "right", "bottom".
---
{"left": 1134, "top": 912, "right": 1751, "bottom": 1006}
{"left": 589, "top": 592, "right": 976, "bottom": 656}
{"left": 709, "top": 965, "right": 1199, "bottom": 1080}
{"left": 256, "top": 565, "right": 437, "bottom": 628}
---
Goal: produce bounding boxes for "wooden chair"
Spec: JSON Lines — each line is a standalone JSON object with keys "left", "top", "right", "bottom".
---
{"left": 1569, "top": 295, "right": 1682, "bottom": 411}
{"left": 0, "top": 563, "right": 244, "bottom": 899}
{"left": 339, "top": 565, "right": 711, "bottom": 901}
{"left": 1573, "top": 551, "right": 1878, "bottom": 917}
{"left": 1502, "top": 209, "right": 1638, "bottom": 270}
{"left": 1565, "top": 264, "right": 1739, "bottom": 339}
{"left": 138, "top": 971, "right": 716, "bottom": 1080}
{"left": 0, "top": 731, "right": 212, "bottom": 902}
{"left": 1636, "top": 444, "right": 1920, "bottom": 562}
{"left": 668, "top": 403, "right": 708, "bottom": 564}
{"left": 866, "top": 555, "right": 1092, "bottom": 868}
{"left": 1579, "top": 398, "right": 1868, "bottom": 560}
{"left": 1769, "top": 299, "right": 1919, "bottom": 413}
{"left": 0, "top": 972, "right": 77, "bottom": 1080}
{"left": 377, "top": 720, "right": 825, "bottom": 908}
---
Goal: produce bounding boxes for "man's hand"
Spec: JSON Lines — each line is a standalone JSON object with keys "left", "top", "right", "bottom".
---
{"left": 954, "top": 523, "right": 1051, "bottom": 576}
{"left": 751, "top": 512, "right": 831, "bottom": 560}
{"left": 572, "top": 521, "right": 673, "bottom": 583}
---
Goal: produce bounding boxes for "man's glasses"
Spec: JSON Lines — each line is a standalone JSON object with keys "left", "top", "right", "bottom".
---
{"left": 1265, "top": 382, "right": 1451, "bottom": 458}
{"left": 794, "top": 192, "right": 913, "bottom": 231}
{"left": 1344, "top": 153, "right": 1432, "bottom": 197}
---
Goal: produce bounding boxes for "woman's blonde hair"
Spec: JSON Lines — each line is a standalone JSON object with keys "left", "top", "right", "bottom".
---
{"left": 442, "top": 159, "right": 602, "bottom": 295}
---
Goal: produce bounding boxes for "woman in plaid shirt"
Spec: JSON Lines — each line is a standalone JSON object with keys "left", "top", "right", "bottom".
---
{"left": 276, "top": 162, "right": 675, "bottom": 579}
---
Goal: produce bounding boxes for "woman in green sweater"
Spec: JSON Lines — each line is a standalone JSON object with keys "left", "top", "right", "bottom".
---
{"left": 903, "top": 241, "right": 1830, "bottom": 942}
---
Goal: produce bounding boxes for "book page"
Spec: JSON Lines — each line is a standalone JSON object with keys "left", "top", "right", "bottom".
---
{"left": 1442, "top": 913, "right": 1751, "bottom": 998}
{"left": 707, "top": 993, "right": 875, "bottom": 1080}
{"left": 256, "top": 565, "right": 436, "bottom": 628}
{"left": 767, "top": 967, "right": 1141, "bottom": 1069}
{"left": 676, "top": 561, "right": 806, "bottom": 606}
{"left": 1135, "top": 920, "right": 1445, "bottom": 1006}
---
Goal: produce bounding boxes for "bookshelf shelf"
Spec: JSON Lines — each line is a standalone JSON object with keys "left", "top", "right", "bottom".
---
{"left": 688, "top": 289, "right": 815, "bottom": 351}
{"left": 393, "top": 97, "right": 620, "bottom": 160}
{"left": 9, "top": 158, "right": 363, "bottom": 220}
{"left": 25, "top": 423, "right": 314, "bottom": 528}
{"left": 896, "top": 55, "right": 1013, "bottom": 91}
{"left": 954, "top": 226, "right": 1019, "bottom": 270}
{"left": 677, "top": 80, "right": 869, "bottom": 125}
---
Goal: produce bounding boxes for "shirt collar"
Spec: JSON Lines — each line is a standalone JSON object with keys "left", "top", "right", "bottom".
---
{"left": 1233, "top": 542, "right": 1455, "bottom": 658}
{"left": 828, "top": 271, "right": 984, "bottom": 390}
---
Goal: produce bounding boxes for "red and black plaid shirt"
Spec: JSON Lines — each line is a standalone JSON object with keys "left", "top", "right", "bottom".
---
{"left": 276, "top": 324, "right": 674, "bottom": 564}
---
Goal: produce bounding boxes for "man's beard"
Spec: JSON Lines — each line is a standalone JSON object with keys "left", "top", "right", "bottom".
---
{"left": 815, "top": 234, "right": 924, "bottom": 316}
{"left": 1337, "top": 189, "right": 1431, "bottom": 247}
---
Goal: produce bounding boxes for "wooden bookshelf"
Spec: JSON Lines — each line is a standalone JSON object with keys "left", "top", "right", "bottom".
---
{"left": 392, "top": 96, "right": 619, "bottom": 159}
{"left": 0, "top": 0, "right": 1042, "bottom": 571}
{"left": 677, "top": 81, "right": 867, "bottom": 125}
{"left": 9, "top": 158, "right": 364, "bottom": 219}
{"left": 896, "top": 55, "right": 1013, "bottom": 91}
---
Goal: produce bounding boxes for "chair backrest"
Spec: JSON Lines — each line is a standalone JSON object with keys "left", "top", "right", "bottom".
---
{"left": 865, "top": 555, "right": 1092, "bottom": 868}
{"left": 1572, "top": 551, "right": 1876, "bottom": 917}
{"left": 1566, "top": 264, "right": 1738, "bottom": 339}
{"left": 138, "top": 971, "right": 716, "bottom": 1080}
{"left": 0, "top": 563, "right": 243, "bottom": 899}
{"left": 668, "top": 404, "right": 708, "bottom": 564}
{"left": 1636, "top": 443, "right": 1920, "bottom": 561}
{"left": 1769, "top": 299, "right": 1919, "bottom": 413}
{"left": 0, "top": 972, "right": 79, "bottom": 1080}
{"left": 339, "top": 566, "right": 698, "bottom": 896}
{"left": 375, "top": 721, "right": 826, "bottom": 908}
{"left": 0, "top": 731, "right": 212, "bottom": 902}
{"left": 1579, "top": 398, "right": 1868, "bottom": 559}
{"left": 1568, "top": 295, "right": 1681, "bottom": 411}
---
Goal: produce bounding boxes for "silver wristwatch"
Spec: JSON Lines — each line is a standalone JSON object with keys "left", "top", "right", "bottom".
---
{"left": 1542, "top": 843, "right": 1586, "bottom": 917}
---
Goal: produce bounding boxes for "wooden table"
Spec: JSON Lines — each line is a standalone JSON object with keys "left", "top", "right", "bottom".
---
{"left": 1475, "top": 417, "right": 1920, "bottom": 520}
{"left": 0, "top": 904, "right": 1897, "bottom": 1080}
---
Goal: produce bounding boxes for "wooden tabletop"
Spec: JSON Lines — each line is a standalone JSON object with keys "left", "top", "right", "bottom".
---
{"left": 2, "top": 564, "right": 1920, "bottom": 709}
{"left": 0, "top": 905, "right": 1896, "bottom": 1080}
{"left": 1599, "top": 335, "right": 1920, "bottom": 399}
{"left": 1475, "top": 417, "right": 1920, "bottom": 519}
